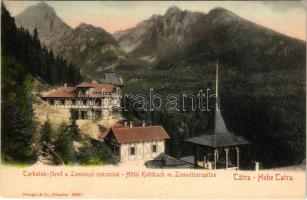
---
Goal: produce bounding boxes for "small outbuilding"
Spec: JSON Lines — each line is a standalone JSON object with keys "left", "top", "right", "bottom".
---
{"left": 100, "top": 123, "right": 170, "bottom": 162}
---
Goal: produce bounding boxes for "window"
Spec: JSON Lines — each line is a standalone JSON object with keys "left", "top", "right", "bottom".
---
{"left": 103, "top": 110, "right": 109, "bottom": 117}
{"left": 94, "top": 98, "right": 101, "bottom": 106}
{"left": 103, "top": 99, "right": 108, "bottom": 105}
{"left": 129, "top": 147, "right": 135, "bottom": 155}
{"left": 86, "top": 100, "right": 92, "bottom": 106}
{"left": 95, "top": 110, "right": 101, "bottom": 118}
{"left": 50, "top": 99, "right": 54, "bottom": 105}
{"left": 151, "top": 145, "right": 157, "bottom": 153}
{"left": 66, "top": 99, "right": 72, "bottom": 105}
{"left": 81, "top": 111, "right": 87, "bottom": 119}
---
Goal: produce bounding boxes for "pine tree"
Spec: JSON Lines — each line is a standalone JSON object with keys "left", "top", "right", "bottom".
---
{"left": 1, "top": 4, "right": 83, "bottom": 164}
{"left": 1, "top": 4, "right": 83, "bottom": 86}
{"left": 1, "top": 3, "right": 18, "bottom": 56}
{"left": 40, "top": 120, "right": 52, "bottom": 156}
{"left": 1, "top": 67, "right": 36, "bottom": 163}
{"left": 54, "top": 123, "right": 72, "bottom": 164}
{"left": 69, "top": 118, "right": 80, "bottom": 140}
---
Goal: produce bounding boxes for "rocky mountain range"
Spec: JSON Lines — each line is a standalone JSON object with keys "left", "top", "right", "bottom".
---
{"left": 114, "top": 6, "right": 304, "bottom": 64}
{"left": 15, "top": 2, "right": 127, "bottom": 80}
{"left": 113, "top": 6, "right": 204, "bottom": 62}
{"left": 15, "top": 2, "right": 305, "bottom": 80}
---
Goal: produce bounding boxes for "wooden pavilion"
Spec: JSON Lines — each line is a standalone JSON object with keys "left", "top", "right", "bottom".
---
{"left": 185, "top": 61, "right": 250, "bottom": 170}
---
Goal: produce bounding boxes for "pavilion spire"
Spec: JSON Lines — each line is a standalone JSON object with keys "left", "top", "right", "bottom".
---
{"left": 215, "top": 60, "right": 220, "bottom": 110}
{"left": 216, "top": 60, "right": 219, "bottom": 99}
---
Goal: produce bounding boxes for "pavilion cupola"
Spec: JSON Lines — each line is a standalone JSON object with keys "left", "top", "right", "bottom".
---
{"left": 184, "top": 61, "right": 250, "bottom": 170}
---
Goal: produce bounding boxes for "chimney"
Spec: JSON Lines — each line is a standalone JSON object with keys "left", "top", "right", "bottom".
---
{"left": 124, "top": 121, "right": 127, "bottom": 127}
{"left": 142, "top": 121, "right": 146, "bottom": 127}
{"left": 129, "top": 121, "right": 133, "bottom": 128}
{"left": 64, "top": 83, "right": 67, "bottom": 88}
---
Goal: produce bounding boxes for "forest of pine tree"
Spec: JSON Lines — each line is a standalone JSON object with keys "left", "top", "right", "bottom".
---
{"left": 1, "top": 4, "right": 83, "bottom": 164}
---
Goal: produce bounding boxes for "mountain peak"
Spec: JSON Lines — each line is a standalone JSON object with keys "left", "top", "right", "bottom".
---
{"left": 16, "top": 1, "right": 56, "bottom": 19}
{"left": 209, "top": 7, "right": 239, "bottom": 19}
{"left": 75, "top": 23, "right": 115, "bottom": 40}
{"left": 165, "top": 6, "right": 181, "bottom": 15}
{"left": 76, "top": 23, "right": 106, "bottom": 32}
{"left": 78, "top": 23, "right": 93, "bottom": 29}
{"left": 15, "top": 1, "right": 72, "bottom": 49}
{"left": 35, "top": 1, "right": 50, "bottom": 8}
{"left": 30, "top": 1, "right": 55, "bottom": 13}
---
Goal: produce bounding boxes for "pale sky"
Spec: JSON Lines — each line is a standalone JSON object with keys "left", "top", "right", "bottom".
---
{"left": 3, "top": 1, "right": 307, "bottom": 40}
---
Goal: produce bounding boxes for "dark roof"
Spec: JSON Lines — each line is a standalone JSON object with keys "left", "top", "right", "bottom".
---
{"left": 185, "top": 133, "right": 249, "bottom": 148}
{"left": 179, "top": 156, "right": 195, "bottom": 165}
{"left": 145, "top": 153, "right": 193, "bottom": 169}
{"left": 185, "top": 102, "right": 250, "bottom": 148}
{"left": 101, "top": 125, "right": 170, "bottom": 143}
{"left": 101, "top": 72, "right": 123, "bottom": 86}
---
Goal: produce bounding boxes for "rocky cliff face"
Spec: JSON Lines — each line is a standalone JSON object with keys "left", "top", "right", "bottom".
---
{"left": 114, "top": 6, "right": 305, "bottom": 65}
{"left": 55, "top": 23, "right": 127, "bottom": 80}
{"left": 15, "top": 2, "right": 73, "bottom": 50}
{"left": 15, "top": 2, "right": 127, "bottom": 80}
{"left": 114, "top": 6, "right": 204, "bottom": 62}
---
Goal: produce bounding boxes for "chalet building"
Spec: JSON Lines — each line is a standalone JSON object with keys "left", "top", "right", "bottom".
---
{"left": 42, "top": 81, "right": 122, "bottom": 120}
{"left": 100, "top": 123, "right": 170, "bottom": 162}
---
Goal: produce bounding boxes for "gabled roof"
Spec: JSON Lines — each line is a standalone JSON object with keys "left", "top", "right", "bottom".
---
{"left": 76, "top": 82, "right": 95, "bottom": 88}
{"left": 43, "top": 87, "right": 76, "bottom": 98}
{"left": 101, "top": 125, "right": 170, "bottom": 143}
{"left": 43, "top": 83, "right": 117, "bottom": 98}
{"left": 91, "top": 83, "right": 116, "bottom": 94}
{"left": 99, "top": 129, "right": 110, "bottom": 140}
